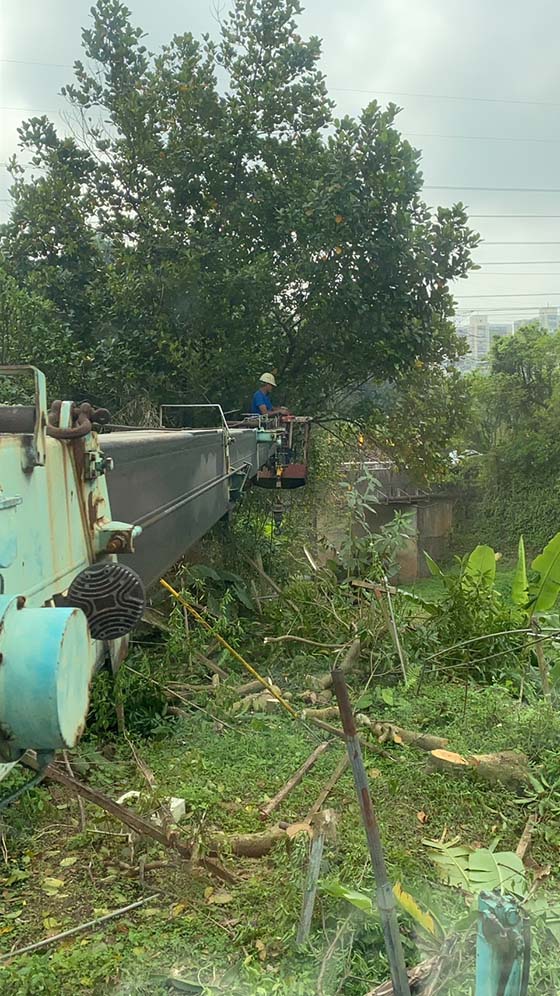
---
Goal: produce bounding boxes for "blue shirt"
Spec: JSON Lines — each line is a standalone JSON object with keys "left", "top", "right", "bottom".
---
{"left": 251, "top": 389, "right": 273, "bottom": 415}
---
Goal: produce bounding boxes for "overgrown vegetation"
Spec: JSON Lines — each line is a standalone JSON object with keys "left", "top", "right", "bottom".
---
{"left": 452, "top": 323, "right": 560, "bottom": 554}
{"left": 2, "top": 461, "right": 560, "bottom": 994}
{"left": 0, "top": 0, "right": 477, "bottom": 418}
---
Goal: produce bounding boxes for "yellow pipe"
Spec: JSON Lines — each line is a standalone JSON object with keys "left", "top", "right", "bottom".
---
{"left": 159, "top": 578, "right": 299, "bottom": 719}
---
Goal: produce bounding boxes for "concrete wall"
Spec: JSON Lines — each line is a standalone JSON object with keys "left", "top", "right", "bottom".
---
{"left": 319, "top": 463, "right": 455, "bottom": 582}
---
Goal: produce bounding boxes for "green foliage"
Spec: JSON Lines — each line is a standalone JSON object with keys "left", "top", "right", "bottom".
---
{"left": 512, "top": 535, "right": 528, "bottom": 607}
{"left": 462, "top": 544, "right": 496, "bottom": 591}
{"left": 406, "top": 549, "right": 526, "bottom": 684}
{"left": 337, "top": 468, "right": 416, "bottom": 580}
{"left": 454, "top": 323, "right": 560, "bottom": 554}
{"left": 0, "top": 0, "right": 477, "bottom": 413}
{"left": 361, "top": 362, "right": 472, "bottom": 482}
{"left": 423, "top": 839, "right": 526, "bottom": 896}
{"left": 530, "top": 531, "right": 560, "bottom": 613}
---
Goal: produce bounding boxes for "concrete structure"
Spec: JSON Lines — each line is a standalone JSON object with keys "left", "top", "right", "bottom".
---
{"left": 356, "top": 463, "right": 454, "bottom": 582}
{"left": 320, "top": 461, "right": 454, "bottom": 584}
{"left": 539, "top": 307, "right": 559, "bottom": 333}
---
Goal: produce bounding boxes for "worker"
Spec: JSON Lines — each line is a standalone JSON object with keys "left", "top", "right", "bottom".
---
{"left": 251, "top": 372, "right": 288, "bottom": 416}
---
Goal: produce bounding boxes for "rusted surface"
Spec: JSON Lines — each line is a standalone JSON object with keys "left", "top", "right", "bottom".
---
{"left": 87, "top": 492, "right": 106, "bottom": 531}
{"left": 47, "top": 401, "right": 110, "bottom": 440}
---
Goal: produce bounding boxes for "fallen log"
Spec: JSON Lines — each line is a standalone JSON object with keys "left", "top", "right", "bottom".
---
{"left": 516, "top": 813, "right": 539, "bottom": 860}
{"left": 236, "top": 678, "right": 265, "bottom": 696}
{"left": 358, "top": 717, "right": 449, "bottom": 753}
{"left": 260, "top": 742, "right": 330, "bottom": 819}
{"left": 308, "top": 638, "right": 361, "bottom": 692}
{"left": 194, "top": 651, "right": 228, "bottom": 681}
{"left": 302, "top": 706, "right": 340, "bottom": 722}
{"left": 209, "top": 826, "right": 287, "bottom": 858}
{"left": 306, "top": 717, "right": 390, "bottom": 758}
{"left": 428, "top": 749, "right": 531, "bottom": 788}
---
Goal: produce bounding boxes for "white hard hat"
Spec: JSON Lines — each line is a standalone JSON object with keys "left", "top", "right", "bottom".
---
{"left": 260, "top": 372, "right": 277, "bottom": 387}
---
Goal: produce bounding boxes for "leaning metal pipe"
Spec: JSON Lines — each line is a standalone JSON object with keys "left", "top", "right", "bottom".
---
{"left": 331, "top": 667, "right": 411, "bottom": 996}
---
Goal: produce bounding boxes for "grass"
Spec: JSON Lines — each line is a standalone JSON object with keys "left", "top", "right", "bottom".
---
{"left": 1, "top": 661, "right": 560, "bottom": 995}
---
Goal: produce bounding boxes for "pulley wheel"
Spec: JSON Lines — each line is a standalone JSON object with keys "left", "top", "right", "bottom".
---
{"left": 66, "top": 562, "right": 145, "bottom": 640}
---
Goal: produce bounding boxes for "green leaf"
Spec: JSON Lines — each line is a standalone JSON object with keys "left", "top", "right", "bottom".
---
{"left": 189, "top": 565, "right": 221, "bottom": 581}
{"left": 399, "top": 590, "right": 440, "bottom": 615}
{"left": 511, "top": 535, "right": 529, "bottom": 607}
{"left": 354, "top": 690, "right": 374, "bottom": 710}
{"left": 380, "top": 688, "right": 394, "bottom": 707}
{"left": 467, "top": 849, "right": 526, "bottom": 896}
{"left": 454, "top": 910, "right": 479, "bottom": 933}
{"left": 424, "top": 552, "right": 443, "bottom": 578}
{"left": 530, "top": 531, "right": 560, "bottom": 613}
{"left": 321, "top": 880, "right": 373, "bottom": 913}
{"left": 423, "top": 841, "right": 527, "bottom": 896}
{"left": 233, "top": 584, "right": 255, "bottom": 611}
{"left": 462, "top": 545, "right": 496, "bottom": 590}
{"left": 423, "top": 841, "right": 471, "bottom": 890}
{"left": 393, "top": 882, "right": 444, "bottom": 939}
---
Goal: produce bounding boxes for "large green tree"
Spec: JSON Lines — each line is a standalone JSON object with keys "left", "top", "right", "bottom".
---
{"left": 1, "top": 0, "right": 478, "bottom": 412}
{"left": 454, "top": 323, "right": 560, "bottom": 551}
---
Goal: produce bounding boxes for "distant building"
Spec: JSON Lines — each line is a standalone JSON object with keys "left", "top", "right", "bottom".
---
{"left": 489, "top": 322, "right": 512, "bottom": 340}
{"left": 513, "top": 317, "right": 535, "bottom": 332}
{"left": 512, "top": 308, "right": 559, "bottom": 333}
{"left": 455, "top": 315, "right": 487, "bottom": 371}
{"left": 469, "top": 315, "right": 490, "bottom": 363}
{"left": 539, "top": 307, "right": 559, "bottom": 333}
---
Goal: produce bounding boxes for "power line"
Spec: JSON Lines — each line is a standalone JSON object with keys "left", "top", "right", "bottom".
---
{"left": 457, "top": 272, "right": 560, "bottom": 276}
{"left": 481, "top": 260, "right": 560, "bottom": 264}
{"left": 456, "top": 305, "right": 559, "bottom": 312}
{"left": 331, "top": 86, "right": 560, "bottom": 109}
{"left": 425, "top": 185, "right": 560, "bottom": 193}
{"left": 456, "top": 292, "right": 560, "bottom": 299}
{"left": 482, "top": 241, "right": 560, "bottom": 246}
{"left": 0, "top": 105, "right": 68, "bottom": 114}
{"left": 408, "top": 132, "right": 560, "bottom": 145}
{"left": 0, "top": 61, "right": 558, "bottom": 110}
{"left": 468, "top": 214, "right": 560, "bottom": 219}
{"left": 0, "top": 58, "right": 72, "bottom": 69}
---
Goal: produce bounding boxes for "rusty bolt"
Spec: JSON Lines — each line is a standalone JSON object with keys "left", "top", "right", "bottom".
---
{"left": 16, "top": 595, "right": 26, "bottom": 610}
{"left": 106, "top": 533, "right": 127, "bottom": 554}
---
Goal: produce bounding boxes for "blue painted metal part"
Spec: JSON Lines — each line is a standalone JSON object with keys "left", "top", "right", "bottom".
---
{"left": 475, "top": 891, "right": 529, "bottom": 996}
{"left": 0, "top": 368, "right": 298, "bottom": 773}
{"left": 0, "top": 595, "right": 92, "bottom": 756}
{"left": 0, "top": 366, "right": 139, "bottom": 770}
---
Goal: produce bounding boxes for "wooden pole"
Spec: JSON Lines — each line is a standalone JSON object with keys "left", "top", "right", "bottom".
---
{"left": 296, "top": 811, "right": 336, "bottom": 945}
{"left": 332, "top": 668, "right": 411, "bottom": 996}
{"left": 305, "top": 754, "right": 349, "bottom": 823}
{"left": 0, "top": 896, "right": 158, "bottom": 962}
{"left": 260, "top": 742, "right": 330, "bottom": 819}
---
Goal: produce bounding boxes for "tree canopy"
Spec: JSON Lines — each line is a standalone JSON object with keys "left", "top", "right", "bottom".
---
{"left": 1, "top": 0, "right": 478, "bottom": 414}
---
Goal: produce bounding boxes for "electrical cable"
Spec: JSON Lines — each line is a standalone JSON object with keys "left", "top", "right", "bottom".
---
{"left": 425, "top": 185, "right": 560, "bottom": 193}
{"left": 408, "top": 132, "right": 560, "bottom": 145}
{"left": 456, "top": 292, "right": 560, "bottom": 299}
{"left": 482, "top": 242, "right": 560, "bottom": 246}
{"left": 330, "top": 85, "right": 560, "bottom": 109}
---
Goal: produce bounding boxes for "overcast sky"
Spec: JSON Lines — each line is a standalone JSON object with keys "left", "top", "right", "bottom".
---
{"left": 2, "top": 0, "right": 560, "bottom": 322}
